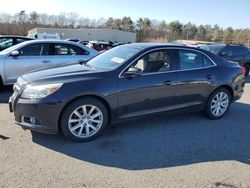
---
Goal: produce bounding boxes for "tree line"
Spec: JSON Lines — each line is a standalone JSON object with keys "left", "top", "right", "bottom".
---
{"left": 0, "top": 11, "right": 249, "bottom": 46}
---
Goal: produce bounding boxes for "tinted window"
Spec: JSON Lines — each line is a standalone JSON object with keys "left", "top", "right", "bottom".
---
{"left": 54, "top": 44, "right": 89, "bottom": 55}
{"left": 132, "top": 50, "right": 172, "bottom": 73}
{"left": 16, "top": 38, "right": 30, "bottom": 44}
{"left": 0, "top": 38, "right": 13, "bottom": 49}
{"left": 179, "top": 50, "right": 214, "bottom": 70}
{"left": 200, "top": 45, "right": 224, "bottom": 54}
{"left": 221, "top": 46, "right": 233, "bottom": 56}
{"left": 232, "top": 46, "right": 249, "bottom": 56}
{"left": 203, "top": 55, "right": 214, "bottom": 67}
{"left": 20, "top": 44, "right": 50, "bottom": 56}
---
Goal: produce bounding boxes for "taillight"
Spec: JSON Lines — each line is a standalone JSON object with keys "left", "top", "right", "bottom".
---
{"left": 240, "top": 66, "right": 246, "bottom": 76}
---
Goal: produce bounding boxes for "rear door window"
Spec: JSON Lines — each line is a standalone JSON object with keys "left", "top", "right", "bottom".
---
{"left": 221, "top": 46, "right": 233, "bottom": 56}
{"left": 54, "top": 44, "right": 89, "bottom": 55}
{"left": 178, "top": 50, "right": 214, "bottom": 70}
{"left": 232, "top": 46, "right": 249, "bottom": 56}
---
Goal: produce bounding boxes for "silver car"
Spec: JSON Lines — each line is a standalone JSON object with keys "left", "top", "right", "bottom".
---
{"left": 0, "top": 40, "right": 98, "bottom": 86}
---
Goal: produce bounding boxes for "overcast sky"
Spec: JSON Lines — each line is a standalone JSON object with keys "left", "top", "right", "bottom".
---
{"left": 1, "top": 0, "right": 250, "bottom": 28}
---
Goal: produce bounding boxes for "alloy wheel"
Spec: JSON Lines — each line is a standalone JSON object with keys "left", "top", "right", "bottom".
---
{"left": 68, "top": 105, "right": 103, "bottom": 138}
{"left": 210, "top": 92, "right": 229, "bottom": 117}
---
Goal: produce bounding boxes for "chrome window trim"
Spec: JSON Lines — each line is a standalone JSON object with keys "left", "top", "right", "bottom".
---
{"left": 118, "top": 47, "right": 217, "bottom": 78}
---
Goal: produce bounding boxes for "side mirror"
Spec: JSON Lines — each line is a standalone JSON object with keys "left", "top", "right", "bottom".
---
{"left": 124, "top": 67, "right": 142, "bottom": 77}
{"left": 10, "top": 51, "right": 20, "bottom": 57}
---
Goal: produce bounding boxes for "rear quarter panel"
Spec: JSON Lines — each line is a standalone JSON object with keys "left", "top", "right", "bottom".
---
{"left": 216, "top": 60, "right": 245, "bottom": 101}
{"left": 201, "top": 50, "right": 245, "bottom": 101}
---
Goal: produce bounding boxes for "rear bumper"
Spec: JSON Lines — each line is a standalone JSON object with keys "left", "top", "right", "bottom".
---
{"left": 9, "top": 94, "right": 64, "bottom": 134}
{"left": 233, "top": 91, "right": 244, "bottom": 102}
{"left": 232, "top": 79, "right": 245, "bottom": 102}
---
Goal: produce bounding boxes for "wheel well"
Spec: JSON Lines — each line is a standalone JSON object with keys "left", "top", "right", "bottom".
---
{"left": 58, "top": 95, "right": 112, "bottom": 131}
{"left": 215, "top": 85, "right": 234, "bottom": 101}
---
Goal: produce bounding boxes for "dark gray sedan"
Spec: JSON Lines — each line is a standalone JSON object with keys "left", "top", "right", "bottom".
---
{"left": 9, "top": 43, "right": 246, "bottom": 141}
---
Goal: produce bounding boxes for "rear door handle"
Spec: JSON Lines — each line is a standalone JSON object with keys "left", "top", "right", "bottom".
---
{"left": 42, "top": 60, "right": 50, "bottom": 64}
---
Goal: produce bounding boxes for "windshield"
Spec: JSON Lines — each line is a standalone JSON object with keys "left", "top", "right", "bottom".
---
{"left": 0, "top": 42, "right": 27, "bottom": 55}
{"left": 86, "top": 46, "right": 140, "bottom": 70}
{"left": 199, "top": 45, "right": 224, "bottom": 54}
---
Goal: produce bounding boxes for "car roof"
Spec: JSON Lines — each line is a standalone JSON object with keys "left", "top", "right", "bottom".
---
{"left": 20, "top": 39, "right": 86, "bottom": 45}
{"left": 205, "top": 43, "right": 247, "bottom": 48}
{"left": 124, "top": 43, "right": 198, "bottom": 50}
{"left": 0, "top": 35, "right": 33, "bottom": 39}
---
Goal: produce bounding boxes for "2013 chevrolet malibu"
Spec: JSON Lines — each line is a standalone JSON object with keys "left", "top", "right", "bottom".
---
{"left": 9, "top": 44, "right": 246, "bottom": 141}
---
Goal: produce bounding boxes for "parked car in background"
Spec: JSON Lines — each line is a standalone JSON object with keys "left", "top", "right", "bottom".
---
{"left": 9, "top": 44, "right": 245, "bottom": 141}
{"left": 28, "top": 33, "right": 61, "bottom": 40}
{"left": 0, "top": 40, "right": 98, "bottom": 87}
{"left": 79, "top": 41, "right": 89, "bottom": 45}
{"left": 65, "top": 38, "right": 81, "bottom": 43}
{"left": 199, "top": 44, "right": 250, "bottom": 77}
{"left": 87, "top": 41, "right": 113, "bottom": 51}
{"left": 112, "top": 42, "right": 126, "bottom": 47}
{"left": 0, "top": 36, "right": 33, "bottom": 51}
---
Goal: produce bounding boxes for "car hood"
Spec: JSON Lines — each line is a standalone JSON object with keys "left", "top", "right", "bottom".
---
{"left": 22, "top": 63, "right": 104, "bottom": 84}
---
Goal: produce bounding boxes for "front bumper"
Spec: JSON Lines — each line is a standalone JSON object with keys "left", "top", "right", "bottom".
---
{"left": 9, "top": 93, "right": 64, "bottom": 134}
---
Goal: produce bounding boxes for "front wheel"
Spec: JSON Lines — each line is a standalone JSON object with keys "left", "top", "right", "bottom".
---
{"left": 60, "top": 97, "right": 108, "bottom": 142}
{"left": 204, "top": 88, "right": 231, "bottom": 119}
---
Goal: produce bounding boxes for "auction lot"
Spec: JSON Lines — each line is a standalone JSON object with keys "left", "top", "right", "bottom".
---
{"left": 0, "top": 80, "right": 250, "bottom": 188}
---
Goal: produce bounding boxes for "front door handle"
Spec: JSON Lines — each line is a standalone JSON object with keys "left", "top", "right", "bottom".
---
{"left": 42, "top": 60, "right": 50, "bottom": 64}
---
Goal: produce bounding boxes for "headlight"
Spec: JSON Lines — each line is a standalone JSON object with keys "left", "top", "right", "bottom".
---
{"left": 21, "top": 83, "right": 63, "bottom": 99}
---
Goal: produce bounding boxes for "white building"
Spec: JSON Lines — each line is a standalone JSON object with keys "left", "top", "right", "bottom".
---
{"left": 28, "top": 28, "right": 136, "bottom": 43}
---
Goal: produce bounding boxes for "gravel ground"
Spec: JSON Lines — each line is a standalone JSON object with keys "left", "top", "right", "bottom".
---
{"left": 0, "top": 81, "right": 250, "bottom": 188}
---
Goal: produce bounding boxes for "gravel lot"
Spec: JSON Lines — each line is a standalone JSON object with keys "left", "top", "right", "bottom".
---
{"left": 0, "top": 80, "right": 250, "bottom": 188}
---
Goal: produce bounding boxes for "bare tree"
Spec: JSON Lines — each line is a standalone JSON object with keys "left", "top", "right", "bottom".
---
{"left": 39, "top": 13, "right": 49, "bottom": 26}
{"left": 67, "top": 12, "right": 78, "bottom": 28}
{"left": 58, "top": 12, "right": 67, "bottom": 28}
{"left": 30, "top": 11, "right": 39, "bottom": 26}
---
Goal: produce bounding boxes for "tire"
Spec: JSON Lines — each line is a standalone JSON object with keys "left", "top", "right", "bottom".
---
{"left": 60, "top": 97, "right": 108, "bottom": 142}
{"left": 244, "top": 64, "right": 250, "bottom": 77}
{"left": 204, "top": 88, "right": 231, "bottom": 120}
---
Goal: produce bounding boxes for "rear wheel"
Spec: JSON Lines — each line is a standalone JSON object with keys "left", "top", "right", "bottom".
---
{"left": 60, "top": 97, "right": 108, "bottom": 142}
{"left": 244, "top": 64, "right": 250, "bottom": 77}
{"left": 204, "top": 88, "right": 231, "bottom": 119}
